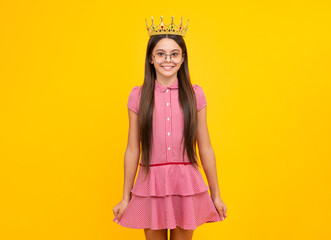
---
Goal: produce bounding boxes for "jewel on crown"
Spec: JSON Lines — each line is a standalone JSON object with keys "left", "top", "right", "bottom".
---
{"left": 145, "top": 16, "right": 189, "bottom": 37}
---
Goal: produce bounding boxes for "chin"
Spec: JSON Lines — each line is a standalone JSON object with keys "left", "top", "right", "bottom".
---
{"left": 157, "top": 68, "right": 178, "bottom": 76}
{"left": 159, "top": 72, "right": 177, "bottom": 78}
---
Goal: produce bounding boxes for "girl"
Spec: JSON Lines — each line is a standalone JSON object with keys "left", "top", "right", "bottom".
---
{"left": 113, "top": 16, "right": 227, "bottom": 240}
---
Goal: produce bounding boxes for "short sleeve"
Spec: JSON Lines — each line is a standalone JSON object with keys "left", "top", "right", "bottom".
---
{"left": 127, "top": 86, "right": 141, "bottom": 113}
{"left": 193, "top": 84, "right": 207, "bottom": 111}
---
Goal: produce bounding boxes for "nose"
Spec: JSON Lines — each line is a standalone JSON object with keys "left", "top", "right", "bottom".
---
{"left": 165, "top": 54, "right": 171, "bottom": 62}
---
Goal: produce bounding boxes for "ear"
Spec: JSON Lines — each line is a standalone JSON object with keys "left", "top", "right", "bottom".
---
{"left": 180, "top": 54, "right": 185, "bottom": 64}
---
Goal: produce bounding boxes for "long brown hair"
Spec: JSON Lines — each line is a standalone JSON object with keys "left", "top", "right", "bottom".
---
{"left": 138, "top": 34, "right": 201, "bottom": 176}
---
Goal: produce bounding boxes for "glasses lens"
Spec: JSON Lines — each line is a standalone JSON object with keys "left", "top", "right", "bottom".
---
{"left": 170, "top": 53, "right": 182, "bottom": 64}
{"left": 154, "top": 53, "right": 165, "bottom": 64}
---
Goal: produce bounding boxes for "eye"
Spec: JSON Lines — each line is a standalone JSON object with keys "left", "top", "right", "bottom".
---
{"left": 156, "top": 52, "right": 164, "bottom": 56}
{"left": 172, "top": 53, "right": 179, "bottom": 56}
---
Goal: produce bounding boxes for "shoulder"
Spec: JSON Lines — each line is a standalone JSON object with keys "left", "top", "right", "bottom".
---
{"left": 192, "top": 84, "right": 205, "bottom": 95}
{"left": 127, "top": 86, "right": 142, "bottom": 114}
{"left": 192, "top": 84, "right": 207, "bottom": 111}
{"left": 129, "top": 85, "right": 142, "bottom": 96}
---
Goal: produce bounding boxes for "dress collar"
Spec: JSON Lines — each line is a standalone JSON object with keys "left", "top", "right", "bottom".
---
{"left": 155, "top": 78, "right": 179, "bottom": 92}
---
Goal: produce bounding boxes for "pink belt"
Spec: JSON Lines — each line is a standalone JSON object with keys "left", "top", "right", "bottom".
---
{"left": 139, "top": 162, "right": 192, "bottom": 167}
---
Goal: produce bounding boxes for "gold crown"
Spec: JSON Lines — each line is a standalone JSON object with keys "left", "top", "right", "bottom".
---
{"left": 145, "top": 16, "right": 189, "bottom": 37}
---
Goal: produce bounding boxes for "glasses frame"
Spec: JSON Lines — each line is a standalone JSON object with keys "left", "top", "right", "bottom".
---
{"left": 152, "top": 52, "right": 185, "bottom": 64}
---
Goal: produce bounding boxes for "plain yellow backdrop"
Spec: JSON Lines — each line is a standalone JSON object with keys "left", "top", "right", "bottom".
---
{"left": 0, "top": 0, "right": 330, "bottom": 239}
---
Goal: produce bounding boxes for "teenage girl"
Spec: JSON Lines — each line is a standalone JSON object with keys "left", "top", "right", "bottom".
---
{"left": 113, "top": 16, "right": 227, "bottom": 240}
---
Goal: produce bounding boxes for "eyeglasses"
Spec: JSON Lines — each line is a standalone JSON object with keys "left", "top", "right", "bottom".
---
{"left": 152, "top": 52, "right": 185, "bottom": 64}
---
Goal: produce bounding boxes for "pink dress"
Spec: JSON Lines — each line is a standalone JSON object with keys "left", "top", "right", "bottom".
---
{"left": 113, "top": 77, "right": 222, "bottom": 230}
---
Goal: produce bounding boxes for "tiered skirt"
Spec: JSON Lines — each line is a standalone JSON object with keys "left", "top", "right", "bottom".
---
{"left": 112, "top": 162, "right": 222, "bottom": 230}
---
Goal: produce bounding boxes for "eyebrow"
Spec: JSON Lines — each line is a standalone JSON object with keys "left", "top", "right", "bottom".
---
{"left": 155, "top": 49, "right": 180, "bottom": 52}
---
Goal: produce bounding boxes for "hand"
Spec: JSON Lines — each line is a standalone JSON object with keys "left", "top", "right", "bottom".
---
{"left": 113, "top": 198, "right": 130, "bottom": 223}
{"left": 211, "top": 196, "right": 227, "bottom": 221}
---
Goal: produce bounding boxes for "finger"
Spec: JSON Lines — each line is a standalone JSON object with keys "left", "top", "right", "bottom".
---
{"left": 117, "top": 211, "right": 124, "bottom": 221}
{"left": 218, "top": 208, "right": 224, "bottom": 220}
{"left": 217, "top": 208, "right": 224, "bottom": 219}
{"left": 114, "top": 209, "right": 119, "bottom": 218}
{"left": 217, "top": 208, "right": 222, "bottom": 215}
{"left": 114, "top": 210, "right": 119, "bottom": 222}
{"left": 113, "top": 207, "right": 119, "bottom": 216}
{"left": 221, "top": 211, "right": 225, "bottom": 220}
{"left": 222, "top": 208, "right": 227, "bottom": 218}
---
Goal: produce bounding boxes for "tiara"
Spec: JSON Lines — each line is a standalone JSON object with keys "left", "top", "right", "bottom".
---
{"left": 145, "top": 16, "right": 189, "bottom": 37}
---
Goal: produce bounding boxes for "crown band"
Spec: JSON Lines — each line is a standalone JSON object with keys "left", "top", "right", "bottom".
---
{"left": 145, "top": 16, "right": 189, "bottom": 37}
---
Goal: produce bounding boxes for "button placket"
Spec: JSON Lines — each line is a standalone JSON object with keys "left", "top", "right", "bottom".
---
{"left": 165, "top": 87, "right": 172, "bottom": 162}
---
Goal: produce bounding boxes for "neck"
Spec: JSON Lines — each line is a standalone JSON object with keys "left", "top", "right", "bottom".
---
{"left": 155, "top": 75, "right": 177, "bottom": 87}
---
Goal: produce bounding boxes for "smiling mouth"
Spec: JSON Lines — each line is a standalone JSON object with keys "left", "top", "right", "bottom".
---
{"left": 162, "top": 66, "right": 175, "bottom": 70}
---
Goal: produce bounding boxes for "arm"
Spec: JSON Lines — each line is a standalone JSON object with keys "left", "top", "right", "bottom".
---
{"left": 122, "top": 108, "right": 141, "bottom": 201}
{"left": 196, "top": 105, "right": 222, "bottom": 200}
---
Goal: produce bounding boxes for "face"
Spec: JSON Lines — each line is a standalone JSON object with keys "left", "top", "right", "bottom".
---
{"left": 150, "top": 38, "right": 184, "bottom": 79}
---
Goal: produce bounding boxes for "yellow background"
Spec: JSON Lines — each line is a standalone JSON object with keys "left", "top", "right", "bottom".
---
{"left": 1, "top": 0, "right": 330, "bottom": 239}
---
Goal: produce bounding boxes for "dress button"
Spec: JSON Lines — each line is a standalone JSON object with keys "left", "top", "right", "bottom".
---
{"left": 166, "top": 89, "right": 169, "bottom": 93}
{"left": 168, "top": 147, "right": 171, "bottom": 150}
{"left": 167, "top": 117, "right": 170, "bottom": 121}
{"left": 166, "top": 102, "right": 169, "bottom": 106}
{"left": 168, "top": 132, "right": 170, "bottom": 136}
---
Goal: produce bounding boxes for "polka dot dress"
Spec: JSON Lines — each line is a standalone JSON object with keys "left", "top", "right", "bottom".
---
{"left": 113, "top": 78, "right": 223, "bottom": 230}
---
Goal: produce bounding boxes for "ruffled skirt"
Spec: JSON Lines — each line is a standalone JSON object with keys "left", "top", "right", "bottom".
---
{"left": 113, "top": 163, "right": 223, "bottom": 230}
